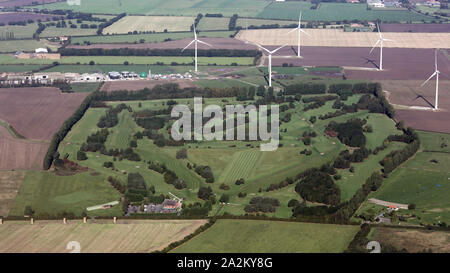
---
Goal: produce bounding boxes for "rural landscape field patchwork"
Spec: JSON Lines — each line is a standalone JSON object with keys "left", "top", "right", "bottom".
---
{"left": 0, "top": 0, "right": 449, "bottom": 258}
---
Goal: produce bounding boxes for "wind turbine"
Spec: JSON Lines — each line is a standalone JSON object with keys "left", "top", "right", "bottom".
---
{"left": 421, "top": 49, "right": 441, "bottom": 110}
{"left": 369, "top": 23, "right": 394, "bottom": 71}
{"left": 286, "top": 11, "right": 310, "bottom": 58}
{"left": 182, "top": 24, "right": 212, "bottom": 72}
{"left": 253, "top": 43, "right": 287, "bottom": 87}
{"left": 244, "top": 19, "right": 248, "bottom": 44}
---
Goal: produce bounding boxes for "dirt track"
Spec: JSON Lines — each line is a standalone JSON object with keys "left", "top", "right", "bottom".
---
{"left": 368, "top": 198, "right": 408, "bottom": 210}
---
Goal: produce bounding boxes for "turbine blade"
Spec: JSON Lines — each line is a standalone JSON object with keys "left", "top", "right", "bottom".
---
{"left": 197, "top": 39, "right": 212, "bottom": 47}
{"left": 377, "top": 22, "right": 381, "bottom": 38}
{"left": 298, "top": 11, "right": 302, "bottom": 28}
{"left": 271, "top": 44, "right": 287, "bottom": 54}
{"left": 369, "top": 39, "right": 381, "bottom": 54}
{"left": 181, "top": 40, "right": 195, "bottom": 52}
{"left": 435, "top": 49, "right": 438, "bottom": 71}
{"left": 300, "top": 29, "right": 310, "bottom": 36}
{"left": 421, "top": 72, "right": 437, "bottom": 87}
{"left": 383, "top": 38, "right": 395, "bottom": 42}
{"left": 286, "top": 28, "right": 298, "bottom": 35}
{"left": 257, "top": 44, "right": 270, "bottom": 53}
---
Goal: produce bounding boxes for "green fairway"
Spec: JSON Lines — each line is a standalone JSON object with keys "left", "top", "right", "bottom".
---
{"left": 335, "top": 141, "right": 405, "bottom": 202}
{"left": 171, "top": 219, "right": 359, "bottom": 253}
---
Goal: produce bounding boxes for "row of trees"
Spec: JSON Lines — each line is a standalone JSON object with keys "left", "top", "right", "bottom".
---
{"left": 59, "top": 47, "right": 261, "bottom": 58}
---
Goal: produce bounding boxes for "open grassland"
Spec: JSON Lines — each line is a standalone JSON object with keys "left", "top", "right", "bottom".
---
{"left": 104, "top": 16, "right": 195, "bottom": 34}
{"left": 0, "top": 24, "right": 37, "bottom": 39}
{"left": 172, "top": 219, "right": 359, "bottom": 253}
{"left": 370, "top": 227, "right": 450, "bottom": 253}
{"left": 0, "top": 55, "right": 254, "bottom": 66}
{"left": 31, "top": 0, "right": 268, "bottom": 17}
{"left": 8, "top": 170, "right": 122, "bottom": 218}
{"left": 0, "top": 220, "right": 207, "bottom": 253}
{"left": 237, "top": 29, "right": 450, "bottom": 49}
{"left": 418, "top": 131, "right": 450, "bottom": 153}
{"left": 0, "top": 39, "right": 52, "bottom": 53}
{"left": 0, "top": 171, "right": 25, "bottom": 217}
{"left": 71, "top": 31, "right": 234, "bottom": 44}
{"left": 0, "top": 64, "right": 43, "bottom": 73}
{"left": 40, "top": 22, "right": 98, "bottom": 37}
{"left": 361, "top": 137, "right": 450, "bottom": 225}
{"left": 197, "top": 17, "right": 230, "bottom": 31}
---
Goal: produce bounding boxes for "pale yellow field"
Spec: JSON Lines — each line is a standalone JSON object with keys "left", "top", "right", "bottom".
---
{"left": 236, "top": 29, "right": 450, "bottom": 49}
{"left": 103, "top": 16, "right": 195, "bottom": 34}
{"left": 0, "top": 219, "right": 207, "bottom": 253}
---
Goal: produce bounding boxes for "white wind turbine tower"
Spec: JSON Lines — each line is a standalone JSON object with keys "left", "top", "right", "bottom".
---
{"left": 286, "top": 11, "right": 310, "bottom": 58}
{"left": 254, "top": 43, "right": 287, "bottom": 87}
{"left": 421, "top": 49, "right": 441, "bottom": 110}
{"left": 369, "top": 23, "right": 394, "bottom": 71}
{"left": 182, "top": 24, "right": 212, "bottom": 72}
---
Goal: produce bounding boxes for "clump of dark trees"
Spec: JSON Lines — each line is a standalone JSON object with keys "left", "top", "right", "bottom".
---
{"left": 244, "top": 197, "right": 280, "bottom": 213}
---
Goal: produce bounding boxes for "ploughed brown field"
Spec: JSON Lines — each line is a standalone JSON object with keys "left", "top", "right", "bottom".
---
{"left": 67, "top": 38, "right": 258, "bottom": 50}
{"left": 0, "top": 87, "right": 88, "bottom": 140}
{"left": 372, "top": 227, "right": 450, "bottom": 253}
{"left": 101, "top": 79, "right": 197, "bottom": 92}
{"left": 0, "top": 87, "right": 87, "bottom": 170}
{"left": 263, "top": 47, "right": 450, "bottom": 80}
{"left": 381, "top": 80, "right": 450, "bottom": 134}
{"left": 0, "top": 12, "right": 62, "bottom": 24}
{"left": 0, "top": 126, "right": 48, "bottom": 170}
{"left": 380, "top": 24, "right": 450, "bottom": 33}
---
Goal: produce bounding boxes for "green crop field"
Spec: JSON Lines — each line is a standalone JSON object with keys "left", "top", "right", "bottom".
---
{"left": 9, "top": 171, "right": 122, "bottom": 218}
{"left": 30, "top": 0, "right": 269, "bottom": 17}
{"left": 41, "top": 64, "right": 191, "bottom": 74}
{"left": 69, "top": 82, "right": 101, "bottom": 93}
{"left": 0, "top": 64, "right": 43, "bottom": 73}
{"left": 236, "top": 18, "right": 296, "bottom": 28}
{"left": 70, "top": 31, "right": 234, "bottom": 45}
{"left": 197, "top": 17, "right": 230, "bottom": 31}
{"left": 171, "top": 219, "right": 359, "bottom": 253}
{"left": 257, "top": 2, "right": 432, "bottom": 22}
{"left": 0, "top": 55, "right": 254, "bottom": 66}
{"left": 103, "top": 16, "right": 195, "bottom": 34}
